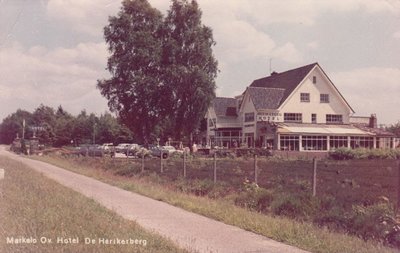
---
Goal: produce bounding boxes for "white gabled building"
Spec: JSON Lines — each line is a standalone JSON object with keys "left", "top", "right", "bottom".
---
{"left": 206, "top": 63, "right": 396, "bottom": 151}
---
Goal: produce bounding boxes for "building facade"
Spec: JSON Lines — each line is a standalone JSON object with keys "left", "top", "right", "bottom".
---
{"left": 205, "top": 63, "right": 396, "bottom": 151}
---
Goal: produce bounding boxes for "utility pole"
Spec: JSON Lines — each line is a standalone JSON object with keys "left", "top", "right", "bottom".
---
{"left": 22, "top": 119, "right": 25, "bottom": 139}
{"left": 93, "top": 122, "right": 96, "bottom": 144}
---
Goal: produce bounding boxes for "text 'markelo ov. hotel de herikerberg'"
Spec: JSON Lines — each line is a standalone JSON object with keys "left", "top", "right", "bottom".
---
{"left": 205, "top": 62, "right": 397, "bottom": 151}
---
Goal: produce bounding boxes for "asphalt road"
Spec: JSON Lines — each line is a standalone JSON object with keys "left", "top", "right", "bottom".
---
{"left": 0, "top": 147, "right": 309, "bottom": 253}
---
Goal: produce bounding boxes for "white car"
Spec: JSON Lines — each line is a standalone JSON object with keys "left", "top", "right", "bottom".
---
{"left": 115, "top": 143, "right": 131, "bottom": 153}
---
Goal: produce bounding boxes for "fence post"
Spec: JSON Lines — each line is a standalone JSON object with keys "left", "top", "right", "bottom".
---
{"left": 312, "top": 157, "right": 317, "bottom": 197}
{"left": 141, "top": 154, "right": 145, "bottom": 173}
{"left": 213, "top": 152, "right": 217, "bottom": 183}
{"left": 183, "top": 151, "right": 187, "bottom": 178}
{"left": 397, "top": 159, "right": 400, "bottom": 211}
{"left": 254, "top": 154, "right": 258, "bottom": 184}
{"left": 160, "top": 151, "right": 164, "bottom": 173}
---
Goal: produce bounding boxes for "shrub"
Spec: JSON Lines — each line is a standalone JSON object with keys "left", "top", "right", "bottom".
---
{"left": 270, "top": 193, "right": 310, "bottom": 219}
{"left": 234, "top": 179, "right": 274, "bottom": 212}
{"left": 329, "top": 147, "right": 355, "bottom": 160}
{"left": 329, "top": 148, "right": 400, "bottom": 160}
{"left": 175, "top": 179, "right": 219, "bottom": 197}
{"left": 347, "top": 201, "right": 396, "bottom": 242}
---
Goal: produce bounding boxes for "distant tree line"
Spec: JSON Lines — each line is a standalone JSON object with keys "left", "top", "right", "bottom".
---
{"left": 0, "top": 104, "right": 133, "bottom": 147}
{"left": 387, "top": 121, "right": 400, "bottom": 137}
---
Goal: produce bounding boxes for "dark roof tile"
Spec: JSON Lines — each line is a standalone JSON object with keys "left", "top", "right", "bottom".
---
{"left": 247, "top": 87, "right": 285, "bottom": 110}
{"left": 250, "top": 63, "right": 317, "bottom": 106}
{"left": 212, "top": 97, "right": 237, "bottom": 116}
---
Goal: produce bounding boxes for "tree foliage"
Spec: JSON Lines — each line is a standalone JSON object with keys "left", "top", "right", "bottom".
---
{"left": 97, "top": 0, "right": 218, "bottom": 145}
{"left": 387, "top": 122, "right": 400, "bottom": 138}
{"left": 0, "top": 105, "right": 133, "bottom": 146}
{"left": 97, "top": 0, "right": 164, "bottom": 145}
{"left": 163, "top": 0, "right": 218, "bottom": 142}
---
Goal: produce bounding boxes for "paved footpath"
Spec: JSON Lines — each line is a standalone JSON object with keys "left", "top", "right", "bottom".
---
{"left": 0, "top": 147, "right": 309, "bottom": 253}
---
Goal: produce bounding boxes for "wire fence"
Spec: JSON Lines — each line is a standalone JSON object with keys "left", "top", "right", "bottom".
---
{"left": 89, "top": 153, "right": 400, "bottom": 208}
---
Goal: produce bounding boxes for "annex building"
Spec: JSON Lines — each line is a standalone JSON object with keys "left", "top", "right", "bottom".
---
{"left": 206, "top": 63, "right": 396, "bottom": 151}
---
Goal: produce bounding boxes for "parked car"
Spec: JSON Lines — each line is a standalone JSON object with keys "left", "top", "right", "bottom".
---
{"left": 135, "top": 146, "right": 150, "bottom": 158}
{"left": 150, "top": 145, "right": 182, "bottom": 159}
{"left": 150, "top": 146, "right": 168, "bottom": 159}
{"left": 78, "top": 145, "right": 104, "bottom": 157}
{"left": 126, "top": 144, "right": 140, "bottom": 156}
{"left": 101, "top": 143, "right": 114, "bottom": 154}
{"left": 115, "top": 143, "right": 131, "bottom": 153}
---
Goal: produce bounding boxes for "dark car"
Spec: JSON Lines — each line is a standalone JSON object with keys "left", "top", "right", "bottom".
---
{"left": 150, "top": 146, "right": 169, "bottom": 159}
{"left": 78, "top": 145, "right": 104, "bottom": 157}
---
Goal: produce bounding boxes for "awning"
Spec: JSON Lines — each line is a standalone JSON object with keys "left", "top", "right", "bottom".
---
{"left": 277, "top": 123, "right": 374, "bottom": 136}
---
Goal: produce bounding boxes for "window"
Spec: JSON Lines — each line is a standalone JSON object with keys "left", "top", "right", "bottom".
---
{"left": 330, "top": 136, "right": 348, "bottom": 149}
{"left": 300, "top": 93, "right": 310, "bottom": 102}
{"left": 284, "top": 113, "right": 302, "bottom": 123}
{"left": 313, "top": 76, "right": 317, "bottom": 84}
{"left": 350, "top": 136, "right": 374, "bottom": 149}
{"left": 320, "top": 94, "right": 329, "bottom": 103}
{"left": 280, "top": 135, "right": 299, "bottom": 151}
{"left": 302, "top": 135, "right": 327, "bottom": 150}
{"left": 377, "top": 137, "right": 393, "bottom": 149}
{"left": 244, "top": 112, "right": 255, "bottom": 122}
{"left": 326, "top": 114, "right": 343, "bottom": 124}
{"left": 311, "top": 114, "right": 317, "bottom": 124}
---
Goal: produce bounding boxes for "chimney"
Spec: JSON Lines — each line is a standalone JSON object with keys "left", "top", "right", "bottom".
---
{"left": 271, "top": 71, "right": 278, "bottom": 76}
{"left": 369, "top": 114, "right": 377, "bottom": 128}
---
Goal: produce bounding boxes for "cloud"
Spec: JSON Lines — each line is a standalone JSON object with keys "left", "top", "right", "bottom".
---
{"left": 0, "top": 42, "right": 110, "bottom": 117}
{"left": 332, "top": 67, "right": 400, "bottom": 124}
{"left": 271, "top": 42, "right": 303, "bottom": 64}
{"left": 46, "top": 0, "right": 121, "bottom": 36}
{"left": 307, "top": 41, "right": 320, "bottom": 50}
{"left": 393, "top": 31, "right": 400, "bottom": 39}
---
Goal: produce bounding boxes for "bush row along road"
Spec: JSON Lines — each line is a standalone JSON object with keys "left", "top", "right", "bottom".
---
{"left": 0, "top": 146, "right": 309, "bottom": 253}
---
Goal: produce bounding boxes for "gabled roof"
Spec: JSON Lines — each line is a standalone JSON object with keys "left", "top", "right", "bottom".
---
{"left": 247, "top": 87, "right": 285, "bottom": 110}
{"left": 249, "top": 62, "right": 354, "bottom": 112}
{"left": 250, "top": 63, "right": 318, "bottom": 106}
{"left": 212, "top": 97, "right": 237, "bottom": 116}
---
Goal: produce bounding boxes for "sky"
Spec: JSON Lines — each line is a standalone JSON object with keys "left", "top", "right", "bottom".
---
{"left": 0, "top": 0, "right": 399, "bottom": 125}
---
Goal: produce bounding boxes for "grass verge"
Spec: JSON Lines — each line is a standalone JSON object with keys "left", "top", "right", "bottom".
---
{"left": 33, "top": 155, "right": 399, "bottom": 253}
{"left": 0, "top": 156, "right": 189, "bottom": 253}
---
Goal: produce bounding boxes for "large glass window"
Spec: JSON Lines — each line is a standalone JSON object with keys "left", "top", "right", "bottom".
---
{"left": 377, "top": 137, "right": 393, "bottom": 149}
{"left": 280, "top": 135, "right": 299, "bottom": 151}
{"left": 244, "top": 112, "right": 255, "bottom": 122}
{"left": 302, "top": 135, "right": 327, "bottom": 151}
{"left": 330, "top": 136, "right": 348, "bottom": 149}
{"left": 320, "top": 94, "right": 330, "bottom": 103}
{"left": 300, "top": 93, "right": 310, "bottom": 102}
{"left": 284, "top": 113, "right": 302, "bottom": 123}
{"left": 326, "top": 114, "right": 343, "bottom": 124}
{"left": 350, "top": 136, "right": 374, "bottom": 149}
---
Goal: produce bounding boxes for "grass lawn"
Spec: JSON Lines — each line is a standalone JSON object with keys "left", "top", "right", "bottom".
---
{"left": 31, "top": 154, "right": 400, "bottom": 253}
{"left": 0, "top": 156, "right": 189, "bottom": 253}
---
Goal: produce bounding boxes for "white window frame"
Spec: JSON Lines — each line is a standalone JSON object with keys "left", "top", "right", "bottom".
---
{"left": 320, "top": 94, "right": 330, "bottom": 103}
{"left": 284, "top": 113, "right": 302, "bottom": 123}
{"left": 326, "top": 114, "right": 343, "bottom": 124}
{"left": 300, "top": 93, "right": 310, "bottom": 102}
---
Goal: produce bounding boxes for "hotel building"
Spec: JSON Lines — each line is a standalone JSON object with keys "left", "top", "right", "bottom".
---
{"left": 206, "top": 63, "right": 396, "bottom": 151}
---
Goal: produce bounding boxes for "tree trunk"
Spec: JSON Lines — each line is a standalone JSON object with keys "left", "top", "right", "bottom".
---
{"left": 189, "top": 132, "right": 193, "bottom": 154}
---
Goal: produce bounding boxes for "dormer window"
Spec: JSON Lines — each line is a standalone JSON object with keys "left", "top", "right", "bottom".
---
{"left": 300, "top": 93, "right": 310, "bottom": 102}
